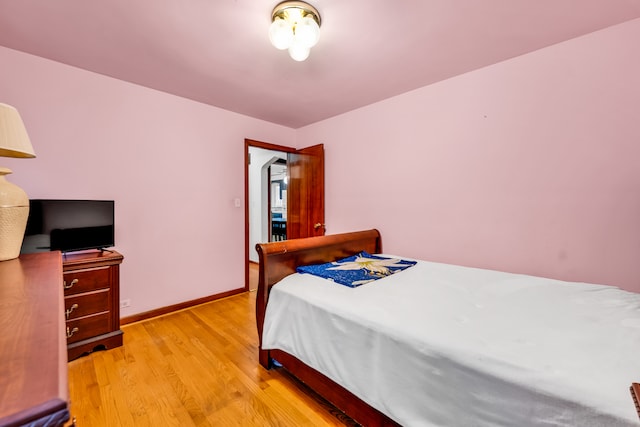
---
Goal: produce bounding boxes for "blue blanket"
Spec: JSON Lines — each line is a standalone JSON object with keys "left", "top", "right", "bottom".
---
{"left": 296, "top": 251, "right": 417, "bottom": 288}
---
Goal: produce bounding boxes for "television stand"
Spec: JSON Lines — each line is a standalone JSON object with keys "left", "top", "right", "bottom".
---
{"left": 62, "top": 250, "right": 124, "bottom": 361}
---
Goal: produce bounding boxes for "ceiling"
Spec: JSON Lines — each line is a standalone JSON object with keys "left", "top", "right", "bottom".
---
{"left": 1, "top": 1, "right": 639, "bottom": 129}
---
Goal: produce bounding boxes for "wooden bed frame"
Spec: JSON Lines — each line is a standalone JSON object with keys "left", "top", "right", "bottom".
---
{"left": 255, "top": 229, "right": 640, "bottom": 426}
{"left": 255, "top": 229, "right": 402, "bottom": 426}
{"left": 631, "top": 383, "right": 640, "bottom": 421}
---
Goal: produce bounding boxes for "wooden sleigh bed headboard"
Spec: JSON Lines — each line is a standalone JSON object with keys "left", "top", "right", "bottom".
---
{"left": 255, "top": 229, "right": 381, "bottom": 368}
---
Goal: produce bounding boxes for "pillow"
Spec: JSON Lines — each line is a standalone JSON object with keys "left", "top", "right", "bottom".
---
{"left": 296, "top": 251, "right": 417, "bottom": 288}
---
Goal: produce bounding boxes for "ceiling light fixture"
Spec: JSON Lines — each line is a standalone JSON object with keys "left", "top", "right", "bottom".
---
{"left": 269, "top": 1, "right": 321, "bottom": 62}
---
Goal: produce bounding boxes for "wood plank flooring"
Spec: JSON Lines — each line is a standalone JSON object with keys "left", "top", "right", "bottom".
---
{"left": 67, "top": 289, "right": 358, "bottom": 426}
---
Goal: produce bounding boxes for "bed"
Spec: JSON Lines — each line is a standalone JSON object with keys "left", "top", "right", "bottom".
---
{"left": 255, "top": 229, "right": 640, "bottom": 426}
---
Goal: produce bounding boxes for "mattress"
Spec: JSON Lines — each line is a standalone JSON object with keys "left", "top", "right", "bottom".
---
{"left": 262, "top": 257, "right": 640, "bottom": 426}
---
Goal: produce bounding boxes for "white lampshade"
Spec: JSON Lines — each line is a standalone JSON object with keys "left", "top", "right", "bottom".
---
{"left": 0, "top": 103, "right": 35, "bottom": 158}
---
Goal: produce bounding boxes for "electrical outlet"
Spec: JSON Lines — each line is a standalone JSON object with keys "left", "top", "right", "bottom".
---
{"left": 120, "top": 299, "right": 131, "bottom": 309}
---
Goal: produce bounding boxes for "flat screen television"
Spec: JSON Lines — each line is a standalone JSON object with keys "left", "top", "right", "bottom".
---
{"left": 21, "top": 199, "right": 115, "bottom": 254}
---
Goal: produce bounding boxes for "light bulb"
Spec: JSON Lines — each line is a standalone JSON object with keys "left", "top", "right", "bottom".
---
{"left": 294, "top": 15, "right": 320, "bottom": 48}
{"left": 288, "top": 40, "right": 310, "bottom": 61}
{"left": 269, "top": 17, "right": 293, "bottom": 50}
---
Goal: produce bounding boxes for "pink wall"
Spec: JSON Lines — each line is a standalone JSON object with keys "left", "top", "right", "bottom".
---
{"left": 0, "top": 46, "right": 295, "bottom": 315}
{"left": 297, "top": 19, "right": 640, "bottom": 292}
{"left": 2, "top": 17, "right": 639, "bottom": 318}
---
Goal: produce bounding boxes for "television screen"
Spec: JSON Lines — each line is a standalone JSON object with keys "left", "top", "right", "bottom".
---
{"left": 21, "top": 199, "right": 115, "bottom": 254}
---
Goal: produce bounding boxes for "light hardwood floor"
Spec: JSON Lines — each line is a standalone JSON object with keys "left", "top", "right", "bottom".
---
{"left": 249, "top": 261, "right": 258, "bottom": 291}
{"left": 67, "top": 287, "right": 358, "bottom": 426}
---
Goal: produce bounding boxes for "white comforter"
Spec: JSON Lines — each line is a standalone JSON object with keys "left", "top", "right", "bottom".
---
{"left": 262, "top": 258, "right": 640, "bottom": 426}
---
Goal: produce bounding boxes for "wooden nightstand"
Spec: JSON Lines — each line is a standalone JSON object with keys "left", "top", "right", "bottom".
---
{"left": 62, "top": 250, "right": 124, "bottom": 361}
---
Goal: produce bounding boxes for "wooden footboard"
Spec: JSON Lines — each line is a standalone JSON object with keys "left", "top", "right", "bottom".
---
{"left": 631, "top": 383, "right": 640, "bottom": 420}
{"left": 255, "top": 229, "right": 400, "bottom": 426}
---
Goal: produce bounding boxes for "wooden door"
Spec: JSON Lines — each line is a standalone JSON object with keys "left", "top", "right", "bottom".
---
{"left": 287, "top": 144, "right": 325, "bottom": 238}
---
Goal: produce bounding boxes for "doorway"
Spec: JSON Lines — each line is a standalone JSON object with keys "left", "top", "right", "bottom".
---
{"left": 244, "top": 139, "right": 325, "bottom": 291}
{"left": 248, "top": 145, "right": 288, "bottom": 264}
{"left": 269, "top": 159, "right": 288, "bottom": 242}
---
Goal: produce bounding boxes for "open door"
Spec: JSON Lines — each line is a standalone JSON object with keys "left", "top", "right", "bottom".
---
{"left": 287, "top": 144, "right": 325, "bottom": 238}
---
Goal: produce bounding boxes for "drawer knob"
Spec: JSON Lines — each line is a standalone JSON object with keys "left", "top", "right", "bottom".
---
{"left": 63, "top": 278, "right": 79, "bottom": 290}
{"left": 66, "top": 326, "right": 79, "bottom": 338}
{"left": 65, "top": 303, "right": 79, "bottom": 320}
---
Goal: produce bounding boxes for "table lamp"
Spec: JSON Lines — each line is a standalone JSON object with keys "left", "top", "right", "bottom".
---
{"left": 0, "top": 103, "right": 36, "bottom": 261}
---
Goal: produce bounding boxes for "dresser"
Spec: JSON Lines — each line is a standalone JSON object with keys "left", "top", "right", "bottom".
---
{"left": 0, "top": 252, "right": 71, "bottom": 427}
{"left": 62, "top": 250, "right": 124, "bottom": 361}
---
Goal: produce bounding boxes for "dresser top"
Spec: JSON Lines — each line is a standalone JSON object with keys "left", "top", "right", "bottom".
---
{"left": 62, "top": 249, "right": 123, "bottom": 270}
{"left": 0, "top": 251, "right": 69, "bottom": 426}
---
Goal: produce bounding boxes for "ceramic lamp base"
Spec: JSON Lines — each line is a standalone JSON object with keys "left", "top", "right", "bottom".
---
{"left": 0, "top": 167, "right": 29, "bottom": 261}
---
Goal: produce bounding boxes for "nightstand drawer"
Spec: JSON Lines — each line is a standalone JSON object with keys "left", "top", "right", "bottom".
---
{"left": 64, "top": 289, "right": 110, "bottom": 320}
{"left": 66, "top": 312, "right": 111, "bottom": 344}
{"left": 63, "top": 266, "right": 110, "bottom": 296}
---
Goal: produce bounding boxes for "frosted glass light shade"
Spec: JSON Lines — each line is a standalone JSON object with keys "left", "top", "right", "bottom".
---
{"left": 294, "top": 15, "right": 320, "bottom": 48}
{"left": 269, "top": 17, "right": 293, "bottom": 50}
{"left": 288, "top": 42, "right": 310, "bottom": 61}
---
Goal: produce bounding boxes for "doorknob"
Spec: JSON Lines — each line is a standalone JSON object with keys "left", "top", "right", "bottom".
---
{"left": 314, "top": 223, "right": 325, "bottom": 229}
